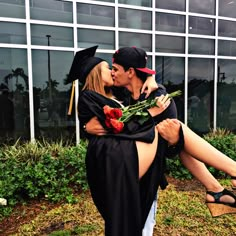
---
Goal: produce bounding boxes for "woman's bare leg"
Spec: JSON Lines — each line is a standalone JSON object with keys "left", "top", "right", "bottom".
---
{"left": 180, "top": 151, "right": 235, "bottom": 203}
{"left": 181, "top": 122, "right": 236, "bottom": 180}
{"left": 136, "top": 129, "right": 158, "bottom": 179}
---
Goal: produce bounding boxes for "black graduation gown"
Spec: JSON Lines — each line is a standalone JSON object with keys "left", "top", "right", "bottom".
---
{"left": 78, "top": 89, "right": 183, "bottom": 236}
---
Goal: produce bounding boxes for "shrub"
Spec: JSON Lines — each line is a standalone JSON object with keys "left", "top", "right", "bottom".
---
{"left": 0, "top": 139, "right": 88, "bottom": 219}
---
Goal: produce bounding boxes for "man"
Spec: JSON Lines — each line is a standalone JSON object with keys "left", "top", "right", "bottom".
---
{"left": 85, "top": 46, "right": 183, "bottom": 235}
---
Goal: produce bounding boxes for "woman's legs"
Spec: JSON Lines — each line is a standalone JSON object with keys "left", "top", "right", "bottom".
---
{"left": 136, "top": 129, "right": 158, "bottom": 179}
{"left": 181, "top": 122, "right": 236, "bottom": 181}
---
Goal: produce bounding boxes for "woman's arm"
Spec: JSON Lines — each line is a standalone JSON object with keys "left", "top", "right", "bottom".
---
{"left": 141, "top": 76, "right": 158, "bottom": 98}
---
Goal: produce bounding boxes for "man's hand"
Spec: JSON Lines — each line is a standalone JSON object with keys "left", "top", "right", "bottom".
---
{"left": 156, "top": 119, "right": 180, "bottom": 146}
{"left": 85, "top": 117, "right": 107, "bottom": 136}
{"left": 141, "top": 76, "right": 158, "bottom": 98}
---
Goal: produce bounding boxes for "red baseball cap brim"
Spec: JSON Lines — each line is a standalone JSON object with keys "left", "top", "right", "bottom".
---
{"left": 137, "top": 67, "right": 156, "bottom": 75}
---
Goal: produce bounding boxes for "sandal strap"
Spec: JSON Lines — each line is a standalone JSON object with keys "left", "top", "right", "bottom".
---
{"left": 206, "top": 189, "right": 236, "bottom": 204}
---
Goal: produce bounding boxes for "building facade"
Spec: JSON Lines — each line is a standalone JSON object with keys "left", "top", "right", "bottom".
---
{"left": 0, "top": 0, "right": 236, "bottom": 144}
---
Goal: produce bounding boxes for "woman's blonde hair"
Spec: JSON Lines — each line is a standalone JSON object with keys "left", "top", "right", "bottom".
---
{"left": 82, "top": 62, "right": 112, "bottom": 97}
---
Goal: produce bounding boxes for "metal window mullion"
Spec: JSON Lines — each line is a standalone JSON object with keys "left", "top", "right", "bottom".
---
{"left": 73, "top": 1, "right": 80, "bottom": 144}
{"left": 115, "top": 0, "right": 119, "bottom": 49}
{"left": 152, "top": 0, "right": 155, "bottom": 71}
{"left": 184, "top": 0, "right": 189, "bottom": 125}
{"left": 25, "top": 0, "right": 35, "bottom": 142}
{"left": 214, "top": 0, "right": 219, "bottom": 131}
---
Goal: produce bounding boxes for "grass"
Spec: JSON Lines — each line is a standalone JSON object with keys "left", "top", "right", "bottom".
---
{"left": 5, "top": 177, "right": 235, "bottom": 236}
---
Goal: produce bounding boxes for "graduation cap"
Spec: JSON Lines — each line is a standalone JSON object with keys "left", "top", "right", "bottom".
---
{"left": 66, "top": 46, "right": 104, "bottom": 115}
{"left": 65, "top": 45, "right": 104, "bottom": 85}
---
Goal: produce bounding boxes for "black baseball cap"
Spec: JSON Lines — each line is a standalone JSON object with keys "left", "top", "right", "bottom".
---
{"left": 65, "top": 45, "right": 104, "bottom": 85}
{"left": 112, "top": 46, "right": 156, "bottom": 75}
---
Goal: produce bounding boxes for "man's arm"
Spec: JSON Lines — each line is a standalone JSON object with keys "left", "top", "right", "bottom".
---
{"left": 85, "top": 116, "right": 107, "bottom": 136}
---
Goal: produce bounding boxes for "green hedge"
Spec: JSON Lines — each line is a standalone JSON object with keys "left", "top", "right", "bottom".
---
{"left": 0, "top": 129, "right": 235, "bottom": 219}
{"left": 0, "top": 140, "right": 88, "bottom": 219}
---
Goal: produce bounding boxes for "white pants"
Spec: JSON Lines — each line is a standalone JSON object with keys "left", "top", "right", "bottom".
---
{"left": 142, "top": 195, "right": 158, "bottom": 236}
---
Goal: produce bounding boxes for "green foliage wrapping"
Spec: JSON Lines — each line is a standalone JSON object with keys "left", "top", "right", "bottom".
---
{"left": 166, "top": 128, "right": 236, "bottom": 179}
{"left": 0, "top": 140, "right": 88, "bottom": 219}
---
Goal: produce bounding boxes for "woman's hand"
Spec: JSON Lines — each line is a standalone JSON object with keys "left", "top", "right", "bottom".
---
{"left": 141, "top": 76, "right": 158, "bottom": 98}
{"left": 148, "top": 94, "right": 170, "bottom": 117}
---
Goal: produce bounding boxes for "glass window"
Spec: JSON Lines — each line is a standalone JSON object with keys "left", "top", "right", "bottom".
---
{"left": 118, "top": 0, "right": 152, "bottom": 8}
{"left": 119, "top": 32, "right": 152, "bottom": 52}
{"left": 156, "top": 35, "right": 185, "bottom": 54}
{"left": 189, "top": 0, "right": 215, "bottom": 15}
{"left": 217, "top": 60, "right": 236, "bottom": 132}
{"left": 119, "top": 8, "right": 152, "bottom": 30}
{"left": 31, "top": 25, "right": 73, "bottom": 47}
{"left": 0, "top": 22, "right": 26, "bottom": 44}
{"left": 218, "top": 40, "right": 236, "bottom": 56}
{"left": 77, "top": 28, "right": 114, "bottom": 49}
{"left": 32, "top": 50, "right": 76, "bottom": 142}
{"left": 93, "top": 0, "right": 115, "bottom": 2}
{"left": 189, "top": 38, "right": 214, "bottom": 55}
{"left": 155, "top": 56, "right": 185, "bottom": 122}
{"left": 30, "top": 0, "right": 73, "bottom": 23}
{"left": 0, "top": 0, "right": 25, "bottom": 18}
{"left": 77, "top": 3, "right": 114, "bottom": 27}
{"left": 188, "top": 58, "right": 214, "bottom": 133}
{"left": 219, "top": 20, "right": 236, "bottom": 38}
{"left": 156, "top": 0, "right": 185, "bottom": 11}
{"left": 156, "top": 12, "right": 185, "bottom": 33}
{"left": 189, "top": 16, "right": 215, "bottom": 36}
{"left": 219, "top": 0, "right": 236, "bottom": 18}
{"left": 0, "top": 48, "right": 29, "bottom": 144}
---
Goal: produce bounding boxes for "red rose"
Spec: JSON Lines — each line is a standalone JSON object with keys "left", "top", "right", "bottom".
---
{"left": 103, "top": 105, "right": 113, "bottom": 116}
{"left": 110, "top": 108, "right": 123, "bottom": 119}
{"left": 110, "top": 118, "right": 124, "bottom": 133}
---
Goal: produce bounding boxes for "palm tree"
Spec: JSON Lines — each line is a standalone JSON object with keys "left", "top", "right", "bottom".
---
{"left": 4, "top": 68, "right": 29, "bottom": 90}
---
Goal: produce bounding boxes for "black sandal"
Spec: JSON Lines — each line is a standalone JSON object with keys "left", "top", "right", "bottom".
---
{"left": 206, "top": 189, "right": 236, "bottom": 217}
{"left": 232, "top": 176, "right": 236, "bottom": 190}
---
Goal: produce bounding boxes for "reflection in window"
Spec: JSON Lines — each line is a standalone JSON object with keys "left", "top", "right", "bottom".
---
{"left": 189, "top": 0, "right": 215, "bottom": 15}
{"left": 0, "top": 0, "right": 25, "bottom": 18}
{"left": 118, "top": 0, "right": 152, "bottom": 8}
{"left": 219, "top": 0, "right": 236, "bottom": 18}
{"left": 156, "top": 12, "right": 185, "bottom": 33}
{"left": 0, "top": 22, "right": 26, "bottom": 44}
{"left": 0, "top": 48, "right": 29, "bottom": 144}
{"left": 188, "top": 58, "right": 214, "bottom": 133}
{"left": 156, "top": 56, "right": 185, "bottom": 122}
{"left": 156, "top": 35, "right": 185, "bottom": 53}
{"left": 77, "top": 28, "right": 114, "bottom": 49}
{"left": 30, "top": 0, "right": 72, "bottom": 23}
{"left": 189, "top": 38, "right": 214, "bottom": 55}
{"left": 219, "top": 20, "right": 236, "bottom": 38}
{"left": 32, "top": 50, "right": 76, "bottom": 142}
{"left": 31, "top": 25, "right": 73, "bottom": 47}
{"left": 119, "top": 32, "right": 152, "bottom": 51}
{"left": 119, "top": 8, "right": 152, "bottom": 30}
{"left": 189, "top": 16, "right": 215, "bottom": 36}
{"left": 156, "top": 0, "right": 185, "bottom": 11}
{"left": 217, "top": 60, "right": 236, "bottom": 132}
{"left": 218, "top": 40, "right": 236, "bottom": 56}
{"left": 77, "top": 3, "right": 114, "bottom": 27}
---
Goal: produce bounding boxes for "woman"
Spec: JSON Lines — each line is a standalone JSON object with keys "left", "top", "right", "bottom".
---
{"left": 82, "top": 46, "right": 236, "bottom": 218}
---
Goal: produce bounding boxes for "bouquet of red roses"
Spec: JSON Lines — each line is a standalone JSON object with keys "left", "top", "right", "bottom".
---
{"left": 103, "top": 90, "right": 182, "bottom": 133}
